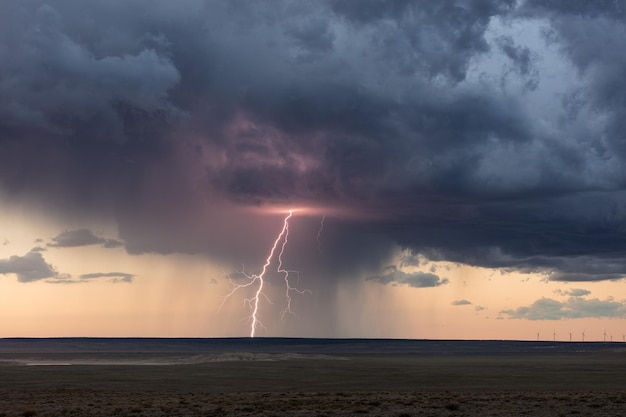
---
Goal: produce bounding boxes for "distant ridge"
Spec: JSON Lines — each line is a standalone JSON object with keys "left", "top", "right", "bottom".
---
{"left": 1, "top": 337, "right": 623, "bottom": 356}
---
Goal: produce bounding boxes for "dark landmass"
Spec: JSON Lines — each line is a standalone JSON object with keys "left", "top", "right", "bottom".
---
{"left": 1, "top": 338, "right": 626, "bottom": 416}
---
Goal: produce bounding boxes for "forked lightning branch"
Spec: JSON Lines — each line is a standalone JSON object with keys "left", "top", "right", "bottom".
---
{"left": 220, "top": 210, "right": 314, "bottom": 337}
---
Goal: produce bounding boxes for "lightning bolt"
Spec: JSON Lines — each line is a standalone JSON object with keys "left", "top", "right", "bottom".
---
{"left": 316, "top": 215, "right": 326, "bottom": 254}
{"left": 277, "top": 217, "right": 311, "bottom": 319}
{"left": 220, "top": 209, "right": 310, "bottom": 337}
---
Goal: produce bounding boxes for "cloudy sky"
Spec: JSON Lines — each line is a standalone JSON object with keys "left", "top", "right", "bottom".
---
{"left": 2, "top": 0, "right": 626, "bottom": 340}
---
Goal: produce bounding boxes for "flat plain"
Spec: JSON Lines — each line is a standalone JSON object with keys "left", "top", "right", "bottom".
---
{"left": 1, "top": 339, "right": 626, "bottom": 416}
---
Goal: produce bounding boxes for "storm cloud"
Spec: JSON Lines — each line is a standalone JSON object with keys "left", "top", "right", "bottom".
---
{"left": 2, "top": 1, "right": 626, "bottom": 282}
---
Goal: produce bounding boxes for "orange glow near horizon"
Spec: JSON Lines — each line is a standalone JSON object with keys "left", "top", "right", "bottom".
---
{"left": 2, "top": 200, "right": 626, "bottom": 340}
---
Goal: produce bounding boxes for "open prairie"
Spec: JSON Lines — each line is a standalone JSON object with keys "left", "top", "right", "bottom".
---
{"left": 1, "top": 339, "right": 626, "bottom": 416}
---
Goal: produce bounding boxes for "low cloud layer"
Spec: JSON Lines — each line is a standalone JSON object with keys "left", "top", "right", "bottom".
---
{"left": 555, "top": 288, "right": 592, "bottom": 297}
{"left": 48, "top": 229, "right": 122, "bottom": 249}
{"left": 78, "top": 272, "right": 134, "bottom": 283}
{"left": 369, "top": 266, "right": 448, "bottom": 288}
{"left": 0, "top": 249, "right": 133, "bottom": 284}
{"left": 46, "top": 272, "right": 134, "bottom": 284}
{"left": 501, "top": 297, "right": 626, "bottom": 320}
{"left": 0, "top": 250, "right": 60, "bottom": 282}
{"left": 2, "top": 1, "right": 626, "bottom": 282}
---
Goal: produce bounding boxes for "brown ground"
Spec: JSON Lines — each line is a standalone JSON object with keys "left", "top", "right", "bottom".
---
{"left": 2, "top": 353, "right": 626, "bottom": 416}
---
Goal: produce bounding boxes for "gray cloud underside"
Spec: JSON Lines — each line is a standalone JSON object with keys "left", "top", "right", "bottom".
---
{"left": 0, "top": 249, "right": 132, "bottom": 284}
{"left": 78, "top": 272, "right": 134, "bottom": 283}
{"left": 555, "top": 288, "right": 591, "bottom": 297}
{"left": 501, "top": 296, "right": 626, "bottom": 320}
{"left": 452, "top": 299, "right": 472, "bottom": 306}
{"left": 48, "top": 229, "right": 122, "bottom": 248}
{"left": 2, "top": 1, "right": 626, "bottom": 281}
{"left": 368, "top": 267, "right": 448, "bottom": 288}
{"left": 0, "top": 250, "right": 59, "bottom": 282}
{"left": 47, "top": 272, "right": 133, "bottom": 284}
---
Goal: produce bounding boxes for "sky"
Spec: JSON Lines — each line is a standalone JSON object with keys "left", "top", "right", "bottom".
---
{"left": 2, "top": 0, "right": 626, "bottom": 340}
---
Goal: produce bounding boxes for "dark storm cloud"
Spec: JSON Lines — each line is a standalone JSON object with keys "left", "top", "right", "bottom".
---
{"left": 1, "top": 0, "right": 626, "bottom": 282}
{"left": 329, "top": 0, "right": 516, "bottom": 82}
{"left": 48, "top": 229, "right": 121, "bottom": 248}
{"left": 0, "top": 3, "right": 181, "bottom": 137}
{"left": 522, "top": 0, "right": 626, "bottom": 18}
{"left": 522, "top": 0, "right": 626, "bottom": 156}
{"left": 0, "top": 250, "right": 61, "bottom": 282}
{"left": 496, "top": 36, "right": 534, "bottom": 76}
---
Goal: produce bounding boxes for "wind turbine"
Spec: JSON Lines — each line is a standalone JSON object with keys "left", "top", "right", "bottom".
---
{"left": 553, "top": 329, "right": 556, "bottom": 342}
{"left": 537, "top": 331, "right": 540, "bottom": 341}
{"left": 603, "top": 329, "right": 607, "bottom": 342}
{"left": 582, "top": 330, "right": 585, "bottom": 342}
{"left": 569, "top": 332, "right": 572, "bottom": 342}
{"left": 622, "top": 334, "right": 625, "bottom": 343}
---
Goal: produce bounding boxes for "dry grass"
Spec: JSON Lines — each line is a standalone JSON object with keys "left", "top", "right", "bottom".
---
{"left": 2, "top": 353, "right": 626, "bottom": 416}
{"left": 1, "top": 390, "right": 626, "bottom": 416}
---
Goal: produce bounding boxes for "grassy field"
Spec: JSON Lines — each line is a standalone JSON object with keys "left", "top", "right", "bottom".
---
{"left": 2, "top": 353, "right": 626, "bottom": 415}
